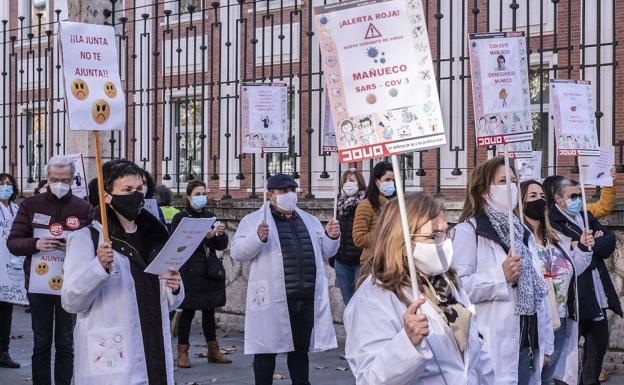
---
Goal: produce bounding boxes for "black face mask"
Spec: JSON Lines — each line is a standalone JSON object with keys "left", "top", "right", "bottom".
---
{"left": 110, "top": 191, "right": 145, "bottom": 221}
{"left": 524, "top": 198, "right": 547, "bottom": 220}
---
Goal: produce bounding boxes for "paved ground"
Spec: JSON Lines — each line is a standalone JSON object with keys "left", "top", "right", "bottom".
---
{"left": 2, "top": 307, "right": 624, "bottom": 385}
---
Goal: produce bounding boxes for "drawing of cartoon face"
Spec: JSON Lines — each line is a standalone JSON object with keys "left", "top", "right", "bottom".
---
{"left": 488, "top": 117, "right": 498, "bottom": 134}
{"left": 103, "top": 81, "right": 117, "bottom": 98}
{"left": 92, "top": 99, "right": 111, "bottom": 124}
{"left": 35, "top": 261, "right": 49, "bottom": 276}
{"left": 71, "top": 78, "right": 89, "bottom": 100}
{"left": 48, "top": 275, "right": 63, "bottom": 291}
{"left": 341, "top": 120, "right": 354, "bottom": 134}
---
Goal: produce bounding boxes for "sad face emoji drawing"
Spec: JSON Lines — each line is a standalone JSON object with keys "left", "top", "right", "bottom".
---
{"left": 71, "top": 78, "right": 89, "bottom": 100}
{"left": 48, "top": 276, "right": 63, "bottom": 291}
{"left": 35, "top": 261, "right": 49, "bottom": 275}
{"left": 104, "top": 81, "right": 117, "bottom": 98}
{"left": 92, "top": 99, "right": 110, "bottom": 124}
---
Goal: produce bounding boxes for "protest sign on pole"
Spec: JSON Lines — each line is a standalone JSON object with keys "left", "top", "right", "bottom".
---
{"left": 469, "top": 31, "right": 532, "bottom": 251}
{"left": 516, "top": 151, "right": 543, "bottom": 182}
{"left": 59, "top": 22, "right": 126, "bottom": 243}
{"left": 550, "top": 79, "right": 599, "bottom": 240}
{"left": 67, "top": 153, "right": 88, "bottom": 199}
{"left": 315, "top": 0, "right": 446, "bottom": 300}
{"left": 241, "top": 83, "right": 289, "bottom": 222}
{"left": 29, "top": 227, "right": 71, "bottom": 295}
{"left": 314, "top": 0, "right": 446, "bottom": 166}
{"left": 584, "top": 147, "right": 614, "bottom": 187}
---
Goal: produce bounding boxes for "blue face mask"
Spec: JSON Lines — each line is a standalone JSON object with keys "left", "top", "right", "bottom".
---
{"left": 565, "top": 197, "right": 583, "bottom": 215}
{"left": 191, "top": 195, "right": 208, "bottom": 210}
{"left": 0, "top": 185, "right": 13, "bottom": 201}
{"left": 378, "top": 181, "right": 396, "bottom": 197}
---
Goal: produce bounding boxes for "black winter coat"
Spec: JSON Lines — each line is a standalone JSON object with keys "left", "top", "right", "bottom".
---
{"left": 172, "top": 207, "right": 228, "bottom": 310}
{"left": 333, "top": 206, "right": 362, "bottom": 266}
{"left": 549, "top": 206, "right": 623, "bottom": 320}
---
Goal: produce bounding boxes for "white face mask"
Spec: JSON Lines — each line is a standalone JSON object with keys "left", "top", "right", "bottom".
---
{"left": 412, "top": 238, "right": 454, "bottom": 276}
{"left": 487, "top": 184, "right": 518, "bottom": 213}
{"left": 342, "top": 181, "right": 359, "bottom": 197}
{"left": 275, "top": 191, "right": 297, "bottom": 213}
{"left": 49, "top": 182, "right": 70, "bottom": 199}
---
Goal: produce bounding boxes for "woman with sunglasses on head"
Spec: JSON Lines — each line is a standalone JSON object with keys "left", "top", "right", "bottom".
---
{"left": 547, "top": 177, "right": 622, "bottom": 385}
{"left": 451, "top": 157, "right": 553, "bottom": 385}
{"left": 344, "top": 192, "right": 494, "bottom": 385}
{"left": 520, "top": 180, "right": 593, "bottom": 385}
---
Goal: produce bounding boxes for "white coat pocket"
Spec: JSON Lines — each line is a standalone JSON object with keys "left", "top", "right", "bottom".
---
{"left": 249, "top": 280, "right": 270, "bottom": 311}
{"left": 87, "top": 327, "right": 130, "bottom": 375}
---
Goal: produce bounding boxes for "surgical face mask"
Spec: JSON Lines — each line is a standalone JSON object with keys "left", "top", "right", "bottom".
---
{"left": 378, "top": 181, "right": 395, "bottom": 197}
{"left": 342, "top": 181, "right": 359, "bottom": 197}
{"left": 487, "top": 184, "right": 518, "bottom": 213}
{"left": 275, "top": 191, "right": 297, "bottom": 213}
{"left": 0, "top": 185, "right": 13, "bottom": 200}
{"left": 524, "top": 199, "right": 546, "bottom": 220}
{"left": 412, "top": 238, "right": 454, "bottom": 276}
{"left": 564, "top": 197, "right": 583, "bottom": 215}
{"left": 49, "top": 182, "right": 71, "bottom": 199}
{"left": 191, "top": 195, "right": 207, "bottom": 210}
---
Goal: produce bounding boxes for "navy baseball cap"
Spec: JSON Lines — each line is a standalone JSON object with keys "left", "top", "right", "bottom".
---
{"left": 267, "top": 173, "right": 298, "bottom": 190}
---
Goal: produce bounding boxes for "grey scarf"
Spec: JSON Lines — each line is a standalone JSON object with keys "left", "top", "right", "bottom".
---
{"left": 484, "top": 205, "right": 547, "bottom": 315}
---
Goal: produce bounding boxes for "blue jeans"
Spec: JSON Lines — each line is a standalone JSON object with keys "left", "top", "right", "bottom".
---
{"left": 541, "top": 317, "right": 568, "bottom": 384}
{"left": 334, "top": 261, "right": 360, "bottom": 305}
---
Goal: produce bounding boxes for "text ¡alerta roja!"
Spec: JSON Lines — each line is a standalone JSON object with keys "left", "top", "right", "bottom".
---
{"left": 339, "top": 9, "right": 400, "bottom": 28}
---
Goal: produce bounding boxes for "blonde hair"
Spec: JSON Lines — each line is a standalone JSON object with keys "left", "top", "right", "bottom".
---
{"left": 360, "top": 192, "right": 457, "bottom": 305}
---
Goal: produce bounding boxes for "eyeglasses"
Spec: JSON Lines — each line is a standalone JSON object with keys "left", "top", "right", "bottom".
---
{"left": 412, "top": 231, "right": 448, "bottom": 245}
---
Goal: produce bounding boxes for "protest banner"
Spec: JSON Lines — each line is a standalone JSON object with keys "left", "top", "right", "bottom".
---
{"left": 67, "top": 153, "right": 88, "bottom": 199}
{"left": 516, "top": 151, "right": 542, "bottom": 182}
{"left": 584, "top": 147, "right": 614, "bottom": 187}
{"left": 29, "top": 227, "right": 71, "bottom": 295}
{"left": 323, "top": 95, "right": 338, "bottom": 153}
{"left": 144, "top": 217, "right": 216, "bottom": 275}
{"left": 315, "top": 0, "right": 446, "bottom": 300}
{"left": 469, "top": 31, "right": 532, "bottom": 250}
{"left": 550, "top": 78, "right": 599, "bottom": 242}
{"left": 59, "top": 22, "right": 126, "bottom": 242}
{"left": 314, "top": 0, "right": 446, "bottom": 166}
{"left": 241, "top": 82, "right": 289, "bottom": 221}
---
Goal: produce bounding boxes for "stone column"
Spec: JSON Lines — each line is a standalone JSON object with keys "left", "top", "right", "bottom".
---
{"left": 64, "top": 0, "right": 112, "bottom": 180}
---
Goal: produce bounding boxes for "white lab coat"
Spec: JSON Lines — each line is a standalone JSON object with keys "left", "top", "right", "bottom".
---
{"left": 344, "top": 277, "right": 495, "bottom": 385}
{"left": 551, "top": 235, "right": 592, "bottom": 385}
{"left": 230, "top": 203, "right": 339, "bottom": 354}
{"left": 451, "top": 219, "right": 554, "bottom": 385}
{"left": 61, "top": 222, "right": 184, "bottom": 385}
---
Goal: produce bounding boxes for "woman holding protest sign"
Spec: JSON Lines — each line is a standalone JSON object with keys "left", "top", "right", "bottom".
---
{"left": 331, "top": 169, "right": 366, "bottom": 305}
{"left": 352, "top": 161, "right": 395, "bottom": 268}
{"left": 0, "top": 173, "right": 21, "bottom": 369}
{"left": 451, "top": 157, "right": 554, "bottom": 385}
{"left": 344, "top": 192, "right": 494, "bottom": 385}
{"left": 547, "top": 176, "right": 621, "bottom": 385}
{"left": 62, "top": 159, "right": 184, "bottom": 385}
{"left": 520, "top": 180, "right": 594, "bottom": 385}
{"left": 172, "top": 180, "right": 231, "bottom": 368}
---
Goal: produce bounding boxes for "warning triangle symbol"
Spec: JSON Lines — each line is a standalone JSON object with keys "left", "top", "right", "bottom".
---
{"left": 364, "top": 23, "right": 382, "bottom": 39}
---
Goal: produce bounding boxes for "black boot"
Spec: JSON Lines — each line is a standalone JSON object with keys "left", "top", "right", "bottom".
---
{"left": 0, "top": 351, "right": 20, "bottom": 368}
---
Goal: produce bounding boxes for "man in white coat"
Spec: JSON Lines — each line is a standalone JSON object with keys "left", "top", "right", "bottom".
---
{"left": 231, "top": 173, "right": 340, "bottom": 385}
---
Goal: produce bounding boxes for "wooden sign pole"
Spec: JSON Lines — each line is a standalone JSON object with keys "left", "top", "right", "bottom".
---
{"left": 92, "top": 131, "right": 109, "bottom": 242}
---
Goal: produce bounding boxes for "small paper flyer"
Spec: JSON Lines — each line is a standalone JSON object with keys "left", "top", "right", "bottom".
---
{"left": 241, "top": 83, "right": 289, "bottom": 154}
{"left": 59, "top": 21, "right": 125, "bottom": 132}
{"left": 67, "top": 153, "right": 88, "bottom": 199}
{"left": 29, "top": 227, "right": 71, "bottom": 295}
{"left": 143, "top": 198, "right": 160, "bottom": 219}
{"left": 144, "top": 217, "right": 216, "bottom": 275}
{"left": 515, "top": 151, "right": 542, "bottom": 182}
{"left": 584, "top": 147, "right": 614, "bottom": 187}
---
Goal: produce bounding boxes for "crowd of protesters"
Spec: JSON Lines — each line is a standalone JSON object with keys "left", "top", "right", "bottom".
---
{"left": 0, "top": 154, "right": 620, "bottom": 385}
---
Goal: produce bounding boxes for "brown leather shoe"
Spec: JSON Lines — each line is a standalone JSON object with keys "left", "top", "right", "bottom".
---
{"left": 207, "top": 341, "right": 232, "bottom": 364}
{"left": 177, "top": 344, "right": 191, "bottom": 368}
{"left": 599, "top": 368, "right": 608, "bottom": 382}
